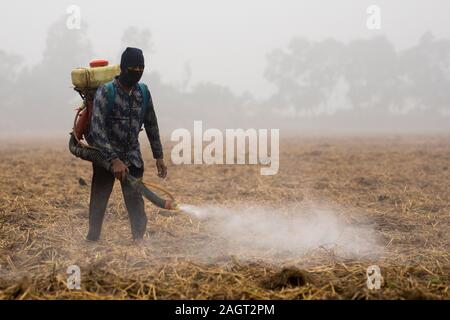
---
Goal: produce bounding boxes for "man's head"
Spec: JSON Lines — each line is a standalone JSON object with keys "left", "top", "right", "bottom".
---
{"left": 119, "top": 47, "right": 145, "bottom": 88}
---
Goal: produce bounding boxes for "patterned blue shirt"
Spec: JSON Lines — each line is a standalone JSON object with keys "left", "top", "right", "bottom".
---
{"left": 86, "top": 77, "right": 163, "bottom": 168}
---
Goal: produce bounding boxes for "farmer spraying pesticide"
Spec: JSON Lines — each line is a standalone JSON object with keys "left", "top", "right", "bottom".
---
{"left": 69, "top": 47, "right": 178, "bottom": 243}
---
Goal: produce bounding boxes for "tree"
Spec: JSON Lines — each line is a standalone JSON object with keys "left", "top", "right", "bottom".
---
{"left": 344, "top": 36, "right": 400, "bottom": 114}
{"left": 398, "top": 32, "right": 450, "bottom": 116}
{"left": 265, "top": 37, "right": 349, "bottom": 117}
{"left": 0, "top": 50, "right": 23, "bottom": 132}
{"left": 121, "top": 26, "right": 155, "bottom": 54}
{"left": 11, "top": 15, "right": 93, "bottom": 133}
{"left": 0, "top": 50, "right": 22, "bottom": 104}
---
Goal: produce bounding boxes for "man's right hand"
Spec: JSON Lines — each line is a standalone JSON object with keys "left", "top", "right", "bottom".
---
{"left": 111, "top": 158, "right": 128, "bottom": 182}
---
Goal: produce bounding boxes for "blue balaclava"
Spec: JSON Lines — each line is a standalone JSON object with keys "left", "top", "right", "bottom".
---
{"left": 119, "top": 47, "right": 145, "bottom": 87}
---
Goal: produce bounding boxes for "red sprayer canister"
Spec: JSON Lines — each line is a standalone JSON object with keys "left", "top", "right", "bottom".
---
{"left": 74, "top": 59, "right": 109, "bottom": 140}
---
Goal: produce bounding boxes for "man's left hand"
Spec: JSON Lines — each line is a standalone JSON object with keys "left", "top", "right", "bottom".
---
{"left": 156, "top": 158, "right": 167, "bottom": 178}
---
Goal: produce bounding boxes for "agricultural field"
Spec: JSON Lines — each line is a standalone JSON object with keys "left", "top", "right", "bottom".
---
{"left": 0, "top": 135, "right": 449, "bottom": 299}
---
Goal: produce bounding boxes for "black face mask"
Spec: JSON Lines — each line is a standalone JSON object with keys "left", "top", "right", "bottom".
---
{"left": 119, "top": 69, "right": 143, "bottom": 88}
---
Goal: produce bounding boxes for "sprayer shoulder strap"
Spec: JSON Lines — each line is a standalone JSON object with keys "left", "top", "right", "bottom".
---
{"left": 104, "top": 81, "right": 116, "bottom": 121}
{"left": 138, "top": 82, "right": 149, "bottom": 129}
{"left": 104, "top": 81, "right": 149, "bottom": 129}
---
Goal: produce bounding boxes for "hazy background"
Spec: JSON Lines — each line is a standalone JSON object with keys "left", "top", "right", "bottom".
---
{"left": 1, "top": 0, "right": 450, "bottom": 136}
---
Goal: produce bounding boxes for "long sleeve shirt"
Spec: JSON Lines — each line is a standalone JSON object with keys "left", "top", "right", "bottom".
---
{"left": 86, "top": 77, "right": 163, "bottom": 168}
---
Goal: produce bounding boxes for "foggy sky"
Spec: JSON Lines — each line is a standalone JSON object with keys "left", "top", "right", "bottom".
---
{"left": 2, "top": 0, "right": 450, "bottom": 99}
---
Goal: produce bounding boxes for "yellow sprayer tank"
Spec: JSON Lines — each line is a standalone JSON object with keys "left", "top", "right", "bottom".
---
{"left": 71, "top": 61, "right": 120, "bottom": 89}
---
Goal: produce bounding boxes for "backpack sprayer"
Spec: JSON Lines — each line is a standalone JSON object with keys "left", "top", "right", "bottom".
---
{"left": 68, "top": 59, "right": 179, "bottom": 211}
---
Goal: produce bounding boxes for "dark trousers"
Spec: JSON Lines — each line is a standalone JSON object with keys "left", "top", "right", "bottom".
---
{"left": 87, "top": 163, "right": 147, "bottom": 241}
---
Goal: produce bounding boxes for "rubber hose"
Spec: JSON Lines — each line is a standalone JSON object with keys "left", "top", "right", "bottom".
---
{"left": 69, "top": 134, "right": 111, "bottom": 170}
{"left": 68, "top": 133, "right": 175, "bottom": 210}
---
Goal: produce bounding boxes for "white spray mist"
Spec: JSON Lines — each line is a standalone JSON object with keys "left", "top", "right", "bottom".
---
{"left": 179, "top": 204, "right": 382, "bottom": 261}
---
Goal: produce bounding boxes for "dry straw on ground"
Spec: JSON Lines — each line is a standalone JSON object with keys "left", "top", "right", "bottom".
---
{"left": 0, "top": 135, "right": 449, "bottom": 299}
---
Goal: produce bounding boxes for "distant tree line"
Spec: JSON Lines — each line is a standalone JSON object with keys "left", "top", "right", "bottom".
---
{"left": 0, "top": 16, "right": 449, "bottom": 135}
{"left": 264, "top": 32, "right": 450, "bottom": 118}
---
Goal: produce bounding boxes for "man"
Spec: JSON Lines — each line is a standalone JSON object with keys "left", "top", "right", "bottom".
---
{"left": 85, "top": 47, "right": 167, "bottom": 242}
